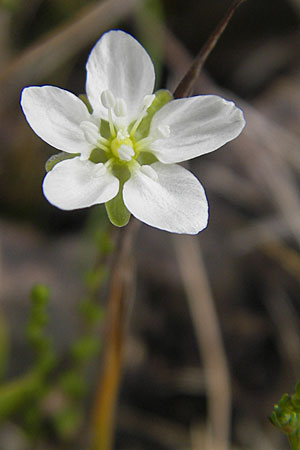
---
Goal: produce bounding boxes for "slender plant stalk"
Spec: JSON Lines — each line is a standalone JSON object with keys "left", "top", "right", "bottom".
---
{"left": 90, "top": 2, "right": 247, "bottom": 448}
{"left": 91, "top": 218, "right": 139, "bottom": 450}
{"left": 174, "top": 0, "right": 247, "bottom": 98}
{"left": 288, "top": 432, "right": 300, "bottom": 450}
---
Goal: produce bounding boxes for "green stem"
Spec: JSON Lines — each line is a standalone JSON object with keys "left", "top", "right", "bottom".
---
{"left": 288, "top": 431, "right": 300, "bottom": 450}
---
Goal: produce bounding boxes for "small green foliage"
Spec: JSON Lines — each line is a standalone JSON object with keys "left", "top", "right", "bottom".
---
{"left": 26, "top": 284, "right": 56, "bottom": 375}
{"left": 59, "top": 371, "right": 86, "bottom": 399}
{"left": 270, "top": 382, "right": 300, "bottom": 450}
{"left": 0, "top": 215, "right": 113, "bottom": 444}
{"left": 84, "top": 266, "right": 107, "bottom": 293}
{"left": 45, "top": 152, "right": 79, "bottom": 172}
{"left": 0, "top": 372, "right": 43, "bottom": 421}
{"left": 53, "top": 405, "right": 83, "bottom": 441}
{"left": 79, "top": 299, "right": 104, "bottom": 325}
{"left": 70, "top": 336, "right": 101, "bottom": 364}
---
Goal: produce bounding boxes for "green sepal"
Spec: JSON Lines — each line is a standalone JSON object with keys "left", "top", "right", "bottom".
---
{"left": 99, "top": 119, "right": 111, "bottom": 139}
{"left": 89, "top": 148, "right": 108, "bottom": 164}
{"left": 137, "top": 151, "right": 158, "bottom": 166}
{"left": 45, "top": 152, "right": 79, "bottom": 172}
{"left": 105, "top": 188, "right": 130, "bottom": 227}
{"left": 78, "top": 94, "right": 93, "bottom": 114}
{"left": 132, "top": 89, "right": 173, "bottom": 141}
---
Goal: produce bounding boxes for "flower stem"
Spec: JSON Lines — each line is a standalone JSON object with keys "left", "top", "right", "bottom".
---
{"left": 288, "top": 432, "right": 300, "bottom": 450}
{"left": 173, "top": 0, "right": 247, "bottom": 98}
{"left": 90, "top": 218, "right": 139, "bottom": 450}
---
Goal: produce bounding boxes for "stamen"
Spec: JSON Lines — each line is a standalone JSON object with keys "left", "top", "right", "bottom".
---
{"left": 135, "top": 125, "right": 170, "bottom": 152}
{"left": 80, "top": 121, "right": 110, "bottom": 152}
{"left": 100, "top": 89, "right": 115, "bottom": 109}
{"left": 114, "top": 98, "right": 127, "bottom": 117}
{"left": 107, "top": 109, "right": 116, "bottom": 138}
{"left": 135, "top": 136, "right": 152, "bottom": 151}
{"left": 100, "top": 90, "right": 117, "bottom": 138}
{"left": 140, "top": 165, "right": 158, "bottom": 181}
{"left": 117, "top": 144, "right": 135, "bottom": 162}
{"left": 130, "top": 112, "right": 146, "bottom": 137}
{"left": 130, "top": 95, "right": 155, "bottom": 137}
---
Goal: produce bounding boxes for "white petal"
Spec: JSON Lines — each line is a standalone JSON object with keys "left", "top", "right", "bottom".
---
{"left": 43, "top": 158, "right": 119, "bottom": 210}
{"left": 21, "top": 86, "right": 92, "bottom": 154}
{"left": 148, "top": 95, "right": 245, "bottom": 163}
{"left": 86, "top": 30, "right": 155, "bottom": 122}
{"left": 123, "top": 162, "right": 208, "bottom": 234}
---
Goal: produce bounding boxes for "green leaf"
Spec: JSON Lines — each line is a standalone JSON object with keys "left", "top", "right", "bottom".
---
{"left": 132, "top": 89, "right": 173, "bottom": 141}
{"left": 105, "top": 188, "right": 130, "bottom": 227}
{"left": 0, "top": 372, "right": 43, "bottom": 420}
{"left": 45, "top": 152, "right": 79, "bottom": 172}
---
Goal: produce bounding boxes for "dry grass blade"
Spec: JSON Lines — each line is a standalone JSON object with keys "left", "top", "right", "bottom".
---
{"left": 0, "top": 0, "right": 141, "bottom": 113}
{"left": 173, "top": 235, "right": 231, "bottom": 450}
{"left": 173, "top": 0, "right": 247, "bottom": 98}
{"left": 231, "top": 213, "right": 300, "bottom": 254}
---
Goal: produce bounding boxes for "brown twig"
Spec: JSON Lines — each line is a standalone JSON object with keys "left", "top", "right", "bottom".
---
{"left": 173, "top": 0, "right": 247, "bottom": 98}
{"left": 91, "top": 218, "right": 140, "bottom": 450}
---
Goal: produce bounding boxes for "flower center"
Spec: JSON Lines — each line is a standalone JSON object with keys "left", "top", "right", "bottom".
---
{"left": 110, "top": 136, "right": 135, "bottom": 162}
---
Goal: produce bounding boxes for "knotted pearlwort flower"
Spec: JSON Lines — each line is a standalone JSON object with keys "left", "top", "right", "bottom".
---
{"left": 21, "top": 30, "right": 245, "bottom": 234}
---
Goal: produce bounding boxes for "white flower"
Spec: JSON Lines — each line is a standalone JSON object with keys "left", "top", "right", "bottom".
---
{"left": 20, "top": 30, "right": 245, "bottom": 234}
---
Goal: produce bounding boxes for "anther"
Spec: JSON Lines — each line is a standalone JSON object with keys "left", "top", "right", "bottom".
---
{"left": 100, "top": 89, "right": 115, "bottom": 109}
{"left": 114, "top": 98, "right": 127, "bottom": 117}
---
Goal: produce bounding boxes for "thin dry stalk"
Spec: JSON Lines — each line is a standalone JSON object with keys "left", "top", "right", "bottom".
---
{"left": 91, "top": 218, "right": 139, "bottom": 450}
{"left": 231, "top": 213, "right": 300, "bottom": 254}
{"left": 173, "top": 235, "right": 231, "bottom": 450}
{"left": 163, "top": 26, "right": 300, "bottom": 250}
{"left": 174, "top": 0, "right": 247, "bottom": 98}
{"left": 264, "top": 280, "right": 300, "bottom": 377}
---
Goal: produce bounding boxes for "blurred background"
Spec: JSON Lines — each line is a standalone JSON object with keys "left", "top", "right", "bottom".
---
{"left": 0, "top": 0, "right": 300, "bottom": 449}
